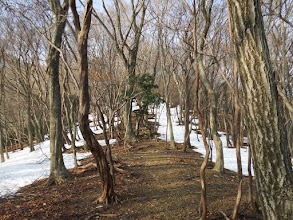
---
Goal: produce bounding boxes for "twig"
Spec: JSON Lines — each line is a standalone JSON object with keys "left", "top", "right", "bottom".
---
{"left": 220, "top": 211, "right": 230, "bottom": 220}
{"left": 85, "top": 212, "right": 119, "bottom": 220}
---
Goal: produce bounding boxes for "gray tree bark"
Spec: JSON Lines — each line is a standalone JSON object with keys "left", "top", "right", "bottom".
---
{"left": 46, "top": 0, "right": 71, "bottom": 185}
{"left": 228, "top": 1, "right": 293, "bottom": 219}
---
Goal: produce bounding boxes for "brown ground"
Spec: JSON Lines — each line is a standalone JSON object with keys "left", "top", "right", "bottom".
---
{"left": 0, "top": 138, "right": 263, "bottom": 220}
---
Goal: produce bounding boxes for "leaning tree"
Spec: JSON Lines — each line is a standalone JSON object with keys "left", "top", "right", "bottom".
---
{"left": 70, "top": 0, "right": 116, "bottom": 204}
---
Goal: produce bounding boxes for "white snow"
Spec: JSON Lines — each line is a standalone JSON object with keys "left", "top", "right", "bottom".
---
{"left": 0, "top": 104, "right": 252, "bottom": 198}
{"left": 152, "top": 104, "right": 254, "bottom": 176}
{"left": 0, "top": 115, "right": 116, "bottom": 198}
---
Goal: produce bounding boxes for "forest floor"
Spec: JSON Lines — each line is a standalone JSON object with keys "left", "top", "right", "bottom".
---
{"left": 0, "top": 135, "right": 263, "bottom": 220}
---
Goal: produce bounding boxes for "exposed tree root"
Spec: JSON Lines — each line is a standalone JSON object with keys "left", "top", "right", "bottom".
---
{"left": 46, "top": 170, "right": 71, "bottom": 187}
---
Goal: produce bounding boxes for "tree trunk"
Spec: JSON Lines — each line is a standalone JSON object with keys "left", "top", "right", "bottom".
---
{"left": 198, "top": 60, "right": 224, "bottom": 173}
{"left": 248, "top": 144, "right": 256, "bottom": 210}
{"left": 69, "top": 96, "right": 78, "bottom": 168}
{"left": 178, "top": 93, "right": 183, "bottom": 125}
{"left": 166, "top": 100, "right": 176, "bottom": 149}
{"left": 46, "top": 0, "right": 70, "bottom": 185}
{"left": 123, "top": 100, "right": 136, "bottom": 143}
{"left": 70, "top": 0, "right": 116, "bottom": 204}
{"left": 0, "top": 125, "right": 4, "bottom": 163}
{"left": 189, "top": 0, "right": 223, "bottom": 173}
{"left": 27, "top": 92, "right": 35, "bottom": 152}
{"left": 192, "top": 21, "right": 209, "bottom": 220}
{"left": 228, "top": 1, "right": 293, "bottom": 219}
{"left": 0, "top": 48, "right": 5, "bottom": 162}
{"left": 97, "top": 103, "right": 115, "bottom": 185}
{"left": 72, "top": 121, "right": 78, "bottom": 168}
{"left": 183, "top": 88, "right": 191, "bottom": 152}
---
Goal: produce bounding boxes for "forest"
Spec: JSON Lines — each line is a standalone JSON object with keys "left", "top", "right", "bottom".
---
{"left": 0, "top": 0, "right": 292, "bottom": 219}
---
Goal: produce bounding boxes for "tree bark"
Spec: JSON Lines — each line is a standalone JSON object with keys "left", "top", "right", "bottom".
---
{"left": 70, "top": 0, "right": 116, "bottom": 204}
{"left": 96, "top": 103, "right": 115, "bottom": 185}
{"left": 196, "top": 1, "right": 224, "bottom": 174}
{"left": 46, "top": 0, "right": 71, "bottom": 185}
{"left": 0, "top": 48, "right": 5, "bottom": 162}
{"left": 227, "top": 1, "right": 293, "bottom": 219}
{"left": 165, "top": 95, "right": 176, "bottom": 149}
{"left": 27, "top": 90, "right": 34, "bottom": 152}
{"left": 183, "top": 84, "right": 191, "bottom": 152}
{"left": 193, "top": 27, "right": 209, "bottom": 220}
{"left": 92, "top": 0, "right": 146, "bottom": 144}
{"left": 123, "top": 100, "right": 136, "bottom": 143}
{"left": 0, "top": 127, "right": 4, "bottom": 163}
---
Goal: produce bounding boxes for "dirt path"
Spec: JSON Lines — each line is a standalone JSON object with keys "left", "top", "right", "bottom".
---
{"left": 0, "top": 139, "right": 262, "bottom": 220}
{"left": 111, "top": 144, "right": 202, "bottom": 219}
{"left": 103, "top": 140, "right": 261, "bottom": 220}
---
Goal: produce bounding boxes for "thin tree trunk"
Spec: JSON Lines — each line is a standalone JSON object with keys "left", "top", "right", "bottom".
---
{"left": 16, "top": 86, "right": 23, "bottom": 150}
{"left": 0, "top": 125, "right": 4, "bottom": 163}
{"left": 183, "top": 88, "right": 191, "bottom": 152}
{"left": 194, "top": 35, "right": 209, "bottom": 220}
{"left": 197, "top": 60, "right": 223, "bottom": 173}
{"left": 72, "top": 120, "right": 78, "bottom": 168}
{"left": 248, "top": 144, "right": 256, "bottom": 210}
{"left": 191, "top": 0, "right": 223, "bottom": 173}
{"left": 69, "top": 96, "right": 78, "bottom": 168}
{"left": 178, "top": 93, "right": 183, "bottom": 125}
{"left": 187, "top": 1, "right": 211, "bottom": 218}
{"left": 0, "top": 48, "right": 5, "bottom": 162}
{"left": 166, "top": 100, "right": 176, "bottom": 149}
{"left": 70, "top": 0, "right": 116, "bottom": 204}
{"left": 27, "top": 92, "right": 35, "bottom": 152}
{"left": 228, "top": 1, "right": 293, "bottom": 219}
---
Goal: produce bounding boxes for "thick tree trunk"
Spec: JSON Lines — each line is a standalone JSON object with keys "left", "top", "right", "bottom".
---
{"left": 123, "top": 100, "right": 136, "bottom": 143}
{"left": 70, "top": 0, "right": 116, "bottom": 204}
{"left": 228, "top": 1, "right": 293, "bottom": 219}
{"left": 46, "top": 0, "right": 70, "bottom": 185}
{"left": 97, "top": 103, "right": 115, "bottom": 185}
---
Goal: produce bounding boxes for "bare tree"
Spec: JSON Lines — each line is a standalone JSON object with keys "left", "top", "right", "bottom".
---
{"left": 183, "top": 0, "right": 224, "bottom": 173}
{"left": 228, "top": 0, "right": 293, "bottom": 219}
{"left": 92, "top": 0, "right": 147, "bottom": 143}
{"left": 156, "top": 0, "right": 178, "bottom": 149}
{"left": 46, "top": 0, "right": 71, "bottom": 185}
{"left": 70, "top": 0, "right": 116, "bottom": 204}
